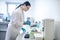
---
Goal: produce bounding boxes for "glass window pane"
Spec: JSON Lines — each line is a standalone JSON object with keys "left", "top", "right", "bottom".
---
{"left": 8, "top": 4, "right": 17, "bottom": 16}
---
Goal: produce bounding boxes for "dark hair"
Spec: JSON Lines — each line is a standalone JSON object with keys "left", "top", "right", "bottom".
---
{"left": 16, "top": 1, "right": 31, "bottom": 9}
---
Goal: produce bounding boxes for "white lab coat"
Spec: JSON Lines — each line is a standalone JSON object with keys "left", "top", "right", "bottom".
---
{"left": 5, "top": 7, "right": 24, "bottom": 40}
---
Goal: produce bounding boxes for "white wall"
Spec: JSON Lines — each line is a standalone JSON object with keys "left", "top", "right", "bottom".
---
{"left": 24, "top": 0, "right": 35, "bottom": 21}
{"left": 55, "top": 21, "right": 60, "bottom": 40}
{"left": 34, "top": 0, "right": 60, "bottom": 21}
{"left": 0, "top": 1, "right": 7, "bottom": 14}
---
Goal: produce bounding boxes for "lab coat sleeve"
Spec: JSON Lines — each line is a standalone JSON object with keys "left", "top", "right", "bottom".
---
{"left": 11, "top": 12, "right": 24, "bottom": 27}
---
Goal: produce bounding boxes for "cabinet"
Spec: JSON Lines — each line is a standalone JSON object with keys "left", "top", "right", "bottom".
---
{"left": 43, "top": 19, "right": 54, "bottom": 40}
{"left": 0, "top": 22, "right": 8, "bottom": 40}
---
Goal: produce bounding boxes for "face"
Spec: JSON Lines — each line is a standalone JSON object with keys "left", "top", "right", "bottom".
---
{"left": 23, "top": 5, "right": 30, "bottom": 11}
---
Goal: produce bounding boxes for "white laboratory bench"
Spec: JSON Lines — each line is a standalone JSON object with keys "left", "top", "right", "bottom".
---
{"left": 16, "top": 25, "right": 43, "bottom": 40}
{"left": 0, "top": 21, "right": 8, "bottom": 31}
{"left": 16, "top": 32, "right": 43, "bottom": 40}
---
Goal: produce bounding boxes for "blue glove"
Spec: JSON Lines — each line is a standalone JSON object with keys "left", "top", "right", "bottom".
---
{"left": 21, "top": 28, "right": 26, "bottom": 32}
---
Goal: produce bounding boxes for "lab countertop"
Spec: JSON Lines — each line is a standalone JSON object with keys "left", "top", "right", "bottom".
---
{"left": 0, "top": 21, "right": 9, "bottom": 31}
{"left": 0, "top": 21, "right": 9, "bottom": 24}
{"left": 16, "top": 32, "right": 43, "bottom": 40}
{"left": 16, "top": 25, "right": 43, "bottom": 40}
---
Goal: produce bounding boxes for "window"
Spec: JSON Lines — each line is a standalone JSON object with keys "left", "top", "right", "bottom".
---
{"left": 7, "top": 3, "right": 20, "bottom": 16}
{"left": 8, "top": 4, "right": 17, "bottom": 15}
{"left": 6, "top": 2, "right": 20, "bottom": 21}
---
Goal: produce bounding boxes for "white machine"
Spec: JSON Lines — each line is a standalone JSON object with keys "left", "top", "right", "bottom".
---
{"left": 43, "top": 19, "right": 55, "bottom": 40}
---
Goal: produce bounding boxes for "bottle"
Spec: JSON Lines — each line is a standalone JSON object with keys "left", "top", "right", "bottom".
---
{"left": 30, "top": 32, "right": 34, "bottom": 39}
